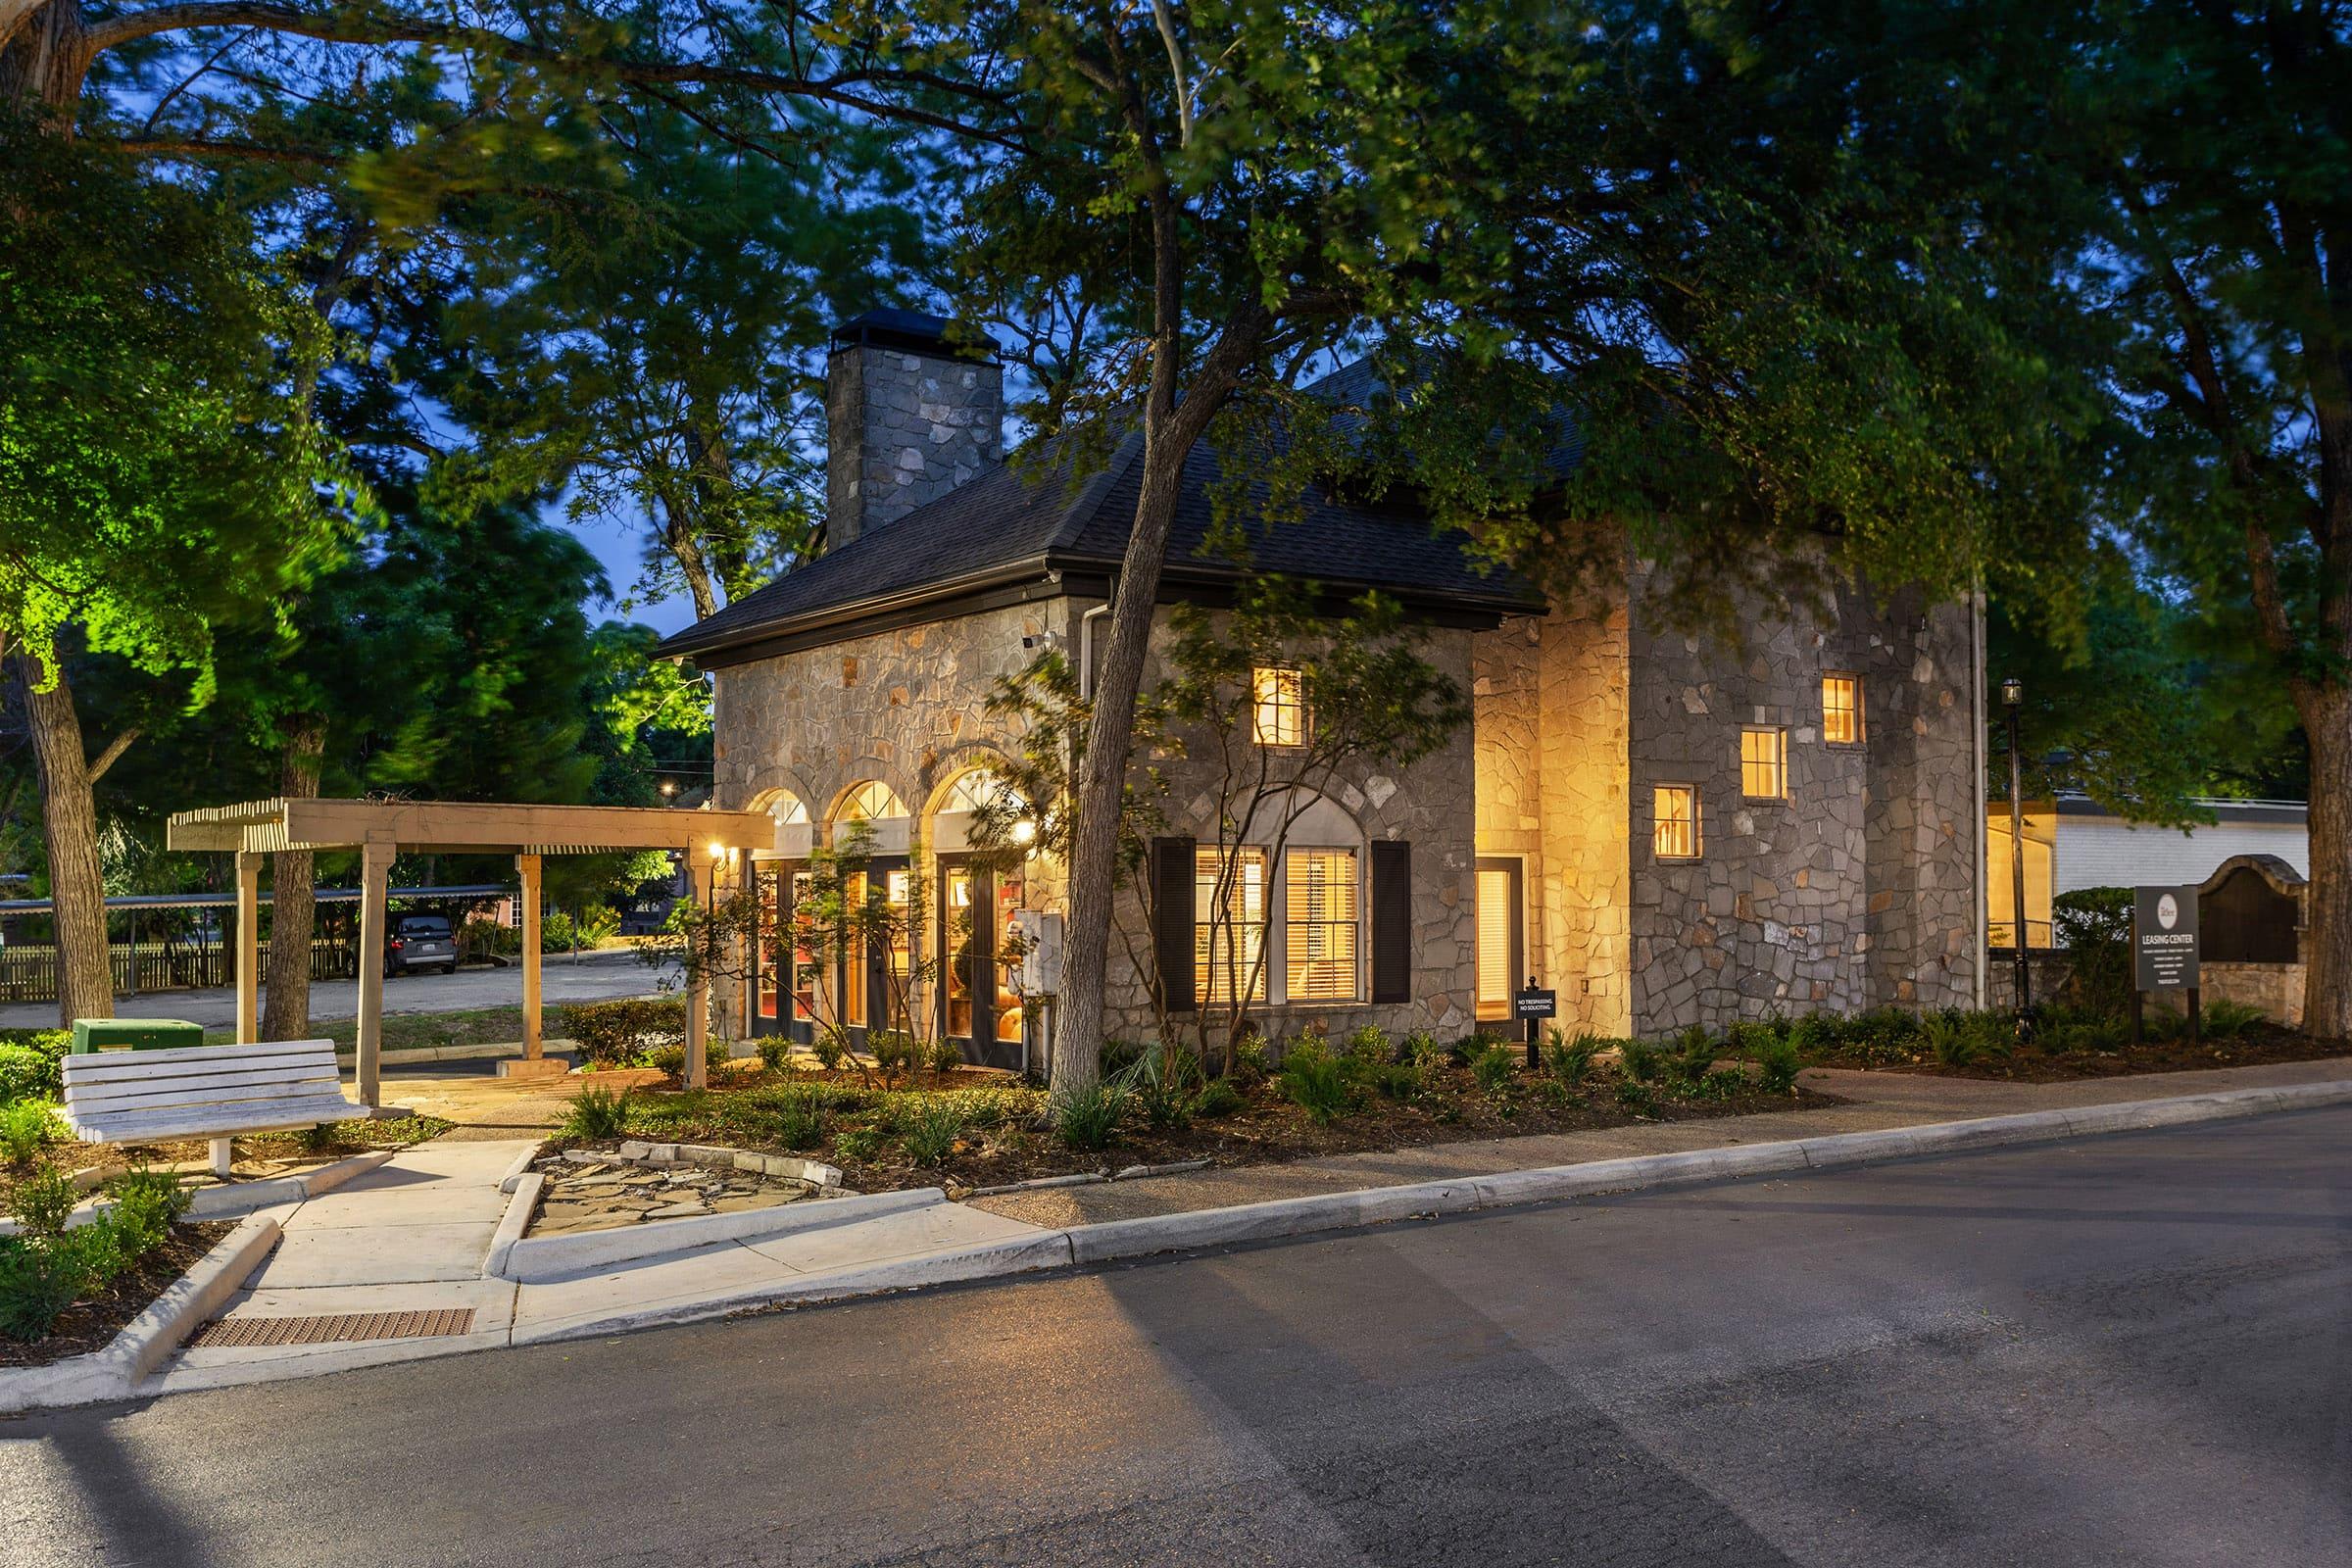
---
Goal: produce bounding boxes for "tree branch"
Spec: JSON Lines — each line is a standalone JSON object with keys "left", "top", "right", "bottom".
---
{"left": 86, "top": 726, "right": 141, "bottom": 785}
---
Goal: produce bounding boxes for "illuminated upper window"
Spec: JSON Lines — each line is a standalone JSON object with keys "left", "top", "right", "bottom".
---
{"left": 1822, "top": 674, "right": 1863, "bottom": 745}
{"left": 1653, "top": 786, "right": 1700, "bottom": 860}
{"left": 1740, "top": 728, "right": 1788, "bottom": 800}
{"left": 1251, "top": 667, "right": 1306, "bottom": 748}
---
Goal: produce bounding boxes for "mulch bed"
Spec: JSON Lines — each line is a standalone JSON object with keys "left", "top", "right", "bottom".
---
{"left": 0, "top": 1220, "right": 235, "bottom": 1370}
{"left": 0, "top": 1116, "right": 453, "bottom": 1210}
{"left": 607, "top": 1063, "right": 1841, "bottom": 1197}
{"left": 1813, "top": 1022, "right": 2348, "bottom": 1083}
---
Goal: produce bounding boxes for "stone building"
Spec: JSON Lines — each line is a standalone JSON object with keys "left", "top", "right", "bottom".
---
{"left": 660, "top": 311, "right": 1985, "bottom": 1066}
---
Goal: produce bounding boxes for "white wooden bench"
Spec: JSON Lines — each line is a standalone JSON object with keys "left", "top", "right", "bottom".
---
{"left": 62, "top": 1040, "right": 358, "bottom": 1178}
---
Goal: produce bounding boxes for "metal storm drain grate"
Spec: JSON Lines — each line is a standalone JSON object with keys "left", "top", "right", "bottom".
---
{"left": 191, "top": 1308, "right": 477, "bottom": 1348}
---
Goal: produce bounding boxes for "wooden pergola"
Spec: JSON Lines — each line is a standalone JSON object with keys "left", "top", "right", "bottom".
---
{"left": 168, "top": 799, "right": 775, "bottom": 1105}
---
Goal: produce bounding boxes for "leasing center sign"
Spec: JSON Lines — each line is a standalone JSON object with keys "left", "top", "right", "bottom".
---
{"left": 2133, "top": 886, "right": 2201, "bottom": 992}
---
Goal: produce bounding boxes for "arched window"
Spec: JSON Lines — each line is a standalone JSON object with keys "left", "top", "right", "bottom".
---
{"left": 836, "top": 780, "right": 908, "bottom": 822}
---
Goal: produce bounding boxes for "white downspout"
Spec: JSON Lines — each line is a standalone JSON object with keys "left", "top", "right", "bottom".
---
{"left": 1972, "top": 588, "right": 1989, "bottom": 1009}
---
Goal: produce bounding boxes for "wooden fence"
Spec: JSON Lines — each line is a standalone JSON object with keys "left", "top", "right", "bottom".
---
{"left": 0, "top": 935, "right": 357, "bottom": 1005}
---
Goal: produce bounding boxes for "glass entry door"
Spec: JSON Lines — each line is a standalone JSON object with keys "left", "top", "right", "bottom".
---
{"left": 939, "top": 856, "right": 1027, "bottom": 1071}
{"left": 750, "top": 861, "right": 811, "bottom": 1042}
{"left": 841, "top": 858, "right": 910, "bottom": 1048}
{"left": 1475, "top": 858, "right": 1524, "bottom": 1024}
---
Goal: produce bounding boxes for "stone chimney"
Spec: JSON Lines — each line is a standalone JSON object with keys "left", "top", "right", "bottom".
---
{"left": 824, "top": 310, "right": 1003, "bottom": 549}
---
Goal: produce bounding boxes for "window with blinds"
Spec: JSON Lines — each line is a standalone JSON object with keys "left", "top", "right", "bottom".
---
{"left": 1286, "top": 849, "right": 1360, "bottom": 1002}
{"left": 1195, "top": 847, "right": 1269, "bottom": 1003}
{"left": 1653, "top": 786, "right": 1700, "bottom": 859}
{"left": 1822, "top": 674, "right": 1863, "bottom": 744}
{"left": 1475, "top": 867, "right": 1515, "bottom": 1015}
{"left": 1740, "top": 728, "right": 1788, "bottom": 799}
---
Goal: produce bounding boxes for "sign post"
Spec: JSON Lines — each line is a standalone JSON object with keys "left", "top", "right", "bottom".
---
{"left": 1513, "top": 979, "right": 1557, "bottom": 1070}
{"left": 2132, "top": 885, "right": 2201, "bottom": 1046}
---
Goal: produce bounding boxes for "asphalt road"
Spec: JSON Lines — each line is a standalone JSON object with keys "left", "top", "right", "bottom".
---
{"left": 4, "top": 1109, "right": 2346, "bottom": 1568}
{"left": 0, "top": 947, "right": 667, "bottom": 1031}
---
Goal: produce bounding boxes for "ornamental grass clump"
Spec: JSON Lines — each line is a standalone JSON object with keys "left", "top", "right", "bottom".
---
{"left": 1054, "top": 1079, "right": 1129, "bottom": 1151}
{"left": 896, "top": 1102, "right": 967, "bottom": 1166}
{"left": 561, "top": 1086, "right": 633, "bottom": 1141}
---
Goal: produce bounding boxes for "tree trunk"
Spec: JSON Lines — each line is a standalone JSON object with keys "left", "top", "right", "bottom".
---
{"left": 1052, "top": 432, "right": 1192, "bottom": 1097}
{"left": 260, "top": 713, "right": 326, "bottom": 1041}
{"left": 0, "top": 0, "right": 88, "bottom": 112}
{"left": 658, "top": 491, "right": 720, "bottom": 620}
{"left": 2299, "top": 682, "right": 2352, "bottom": 1043}
{"left": 14, "top": 650, "right": 114, "bottom": 1024}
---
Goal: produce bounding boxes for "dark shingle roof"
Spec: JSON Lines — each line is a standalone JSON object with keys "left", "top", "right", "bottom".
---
{"left": 659, "top": 372, "right": 1545, "bottom": 664}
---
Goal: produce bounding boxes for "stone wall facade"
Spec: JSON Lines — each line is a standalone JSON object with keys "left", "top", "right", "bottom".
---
{"left": 713, "top": 571, "right": 1982, "bottom": 1053}
{"left": 823, "top": 340, "right": 1003, "bottom": 547}
{"left": 711, "top": 597, "right": 1484, "bottom": 1053}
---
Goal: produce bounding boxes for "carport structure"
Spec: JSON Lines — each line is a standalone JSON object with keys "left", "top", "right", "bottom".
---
{"left": 168, "top": 799, "right": 775, "bottom": 1105}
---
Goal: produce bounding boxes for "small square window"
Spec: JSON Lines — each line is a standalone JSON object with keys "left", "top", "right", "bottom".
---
{"left": 1251, "top": 666, "right": 1306, "bottom": 747}
{"left": 1653, "top": 785, "right": 1700, "bottom": 859}
{"left": 1822, "top": 674, "right": 1863, "bottom": 745}
{"left": 1740, "top": 728, "right": 1788, "bottom": 800}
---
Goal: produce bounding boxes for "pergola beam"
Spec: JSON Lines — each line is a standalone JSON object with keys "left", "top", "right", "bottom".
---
{"left": 166, "top": 798, "right": 775, "bottom": 1106}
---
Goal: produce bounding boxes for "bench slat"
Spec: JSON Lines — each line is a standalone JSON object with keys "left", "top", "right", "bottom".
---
{"left": 64, "top": 1041, "right": 338, "bottom": 1084}
{"left": 69, "top": 1072, "right": 347, "bottom": 1117}
{"left": 69, "top": 1101, "right": 360, "bottom": 1146}
{"left": 66, "top": 1058, "right": 343, "bottom": 1098}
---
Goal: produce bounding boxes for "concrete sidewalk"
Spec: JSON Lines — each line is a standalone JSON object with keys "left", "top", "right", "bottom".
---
{"left": 140, "top": 1137, "right": 1055, "bottom": 1397}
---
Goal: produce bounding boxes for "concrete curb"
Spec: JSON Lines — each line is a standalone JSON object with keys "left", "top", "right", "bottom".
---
{"left": 0, "top": 1211, "right": 280, "bottom": 1415}
{"left": 483, "top": 1173, "right": 543, "bottom": 1279}
{"left": 495, "top": 1186, "right": 944, "bottom": 1284}
{"left": 186, "top": 1151, "right": 395, "bottom": 1219}
{"left": 496, "top": 1142, "right": 547, "bottom": 1195}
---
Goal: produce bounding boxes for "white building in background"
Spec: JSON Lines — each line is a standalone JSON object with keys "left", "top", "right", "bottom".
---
{"left": 1987, "top": 795, "right": 2310, "bottom": 948}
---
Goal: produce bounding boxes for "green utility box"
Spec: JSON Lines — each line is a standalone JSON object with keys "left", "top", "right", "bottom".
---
{"left": 69, "top": 1018, "right": 207, "bottom": 1054}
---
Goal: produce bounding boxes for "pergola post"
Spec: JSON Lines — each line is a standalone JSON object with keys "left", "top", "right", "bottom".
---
{"left": 234, "top": 850, "right": 263, "bottom": 1043}
{"left": 517, "top": 853, "right": 543, "bottom": 1061}
{"left": 355, "top": 835, "right": 395, "bottom": 1108}
{"left": 684, "top": 849, "right": 715, "bottom": 1091}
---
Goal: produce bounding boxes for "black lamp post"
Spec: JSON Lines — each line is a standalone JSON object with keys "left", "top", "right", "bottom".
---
{"left": 2001, "top": 677, "right": 2030, "bottom": 1019}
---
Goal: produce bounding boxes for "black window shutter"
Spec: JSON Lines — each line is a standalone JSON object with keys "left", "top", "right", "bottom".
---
{"left": 1370, "top": 840, "right": 1412, "bottom": 1004}
{"left": 1154, "top": 836, "right": 1197, "bottom": 1013}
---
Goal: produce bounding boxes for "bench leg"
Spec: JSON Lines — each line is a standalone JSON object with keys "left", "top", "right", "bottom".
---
{"left": 212, "top": 1137, "right": 233, "bottom": 1180}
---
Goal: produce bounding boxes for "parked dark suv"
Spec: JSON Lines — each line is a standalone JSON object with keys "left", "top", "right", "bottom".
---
{"left": 385, "top": 913, "right": 459, "bottom": 977}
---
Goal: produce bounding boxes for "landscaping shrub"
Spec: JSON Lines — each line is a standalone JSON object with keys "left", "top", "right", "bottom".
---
{"left": 925, "top": 1037, "right": 965, "bottom": 1074}
{"left": 1054, "top": 1079, "right": 1129, "bottom": 1150}
{"left": 562, "top": 1086, "right": 633, "bottom": 1140}
{"left": 897, "top": 1102, "right": 966, "bottom": 1165}
{"left": 869, "top": 1030, "right": 918, "bottom": 1078}
{"left": 0, "top": 1236, "right": 91, "bottom": 1343}
{"left": 1195, "top": 1077, "right": 1246, "bottom": 1118}
{"left": 1748, "top": 1033, "right": 1802, "bottom": 1094}
{"left": 1277, "top": 1038, "right": 1359, "bottom": 1124}
{"left": 1099, "top": 1038, "right": 1148, "bottom": 1077}
{"left": 0, "top": 1030, "right": 68, "bottom": 1103}
{"left": 563, "top": 998, "right": 687, "bottom": 1067}
{"left": 2202, "top": 999, "right": 2267, "bottom": 1040}
{"left": 1616, "top": 1036, "right": 1662, "bottom": 1083}
{"left": 1614, "top": 1078, "right": 1654, "bottom": 1115}
{"left": 1, "top": 1099, "right": 62, "bottom": 1166}
{"left": 1446, "top": 1031, "right": 1503, "bottom": 1067}
{"left": 1469, "top": 1040, "right": 1519, "bottom": 1097}
{"left": 11, "top": 1163, "right": 78, "bottom": 1239}
{"left": 1924, "top": 1010, "right": 1979, "bottom": 1067}
{"left": 105, "top": 1166, "right": 189, "bottom": 1251}
{"left": 835, "top": 1123, "right": 889, "bottom": 1161}
{"left": 1669, "top": 1026, "right": 1717, "bottom": 1084}
{"left": 811, "top": 1026, "right": 849, "bottom": 1071}
{"left": 1228, "top": 1032, "right": 1271, "bottom": 1085}
{"left": 1370, "top": 1056, "right": 1426, "bottom": 1101}
{"left": 2054, "top": 887, "right": 2133, "bottom": 1015}
{"left": 1343, "top": 1025, "right": 1393, "bottom": 1068}
{"left": 756, "top": 1036, "right": 795, "bottom": 1074}
{"left": 645, "top": 1043, "right": 688, "bottom": 1079}
{"left": 1543, "top": 1029, "right": 1601, "bottom": 1086}
{"left": 706, "top": 1038, "right": 732, "bottom": 1077}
